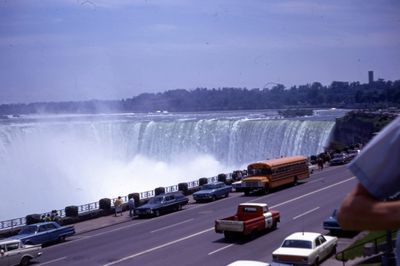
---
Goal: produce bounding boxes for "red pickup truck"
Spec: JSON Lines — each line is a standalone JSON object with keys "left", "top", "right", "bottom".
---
{"left": 215, "top": 203, "right": 280, "bottom": 240}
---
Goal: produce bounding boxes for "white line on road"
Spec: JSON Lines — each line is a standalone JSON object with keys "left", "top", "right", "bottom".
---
{"left": 270, "top": 176, "right": 355, "bottom": 209}
{"left": 208, "top": 244, "right": 235, "bottom": 255}
{"left": 89, "top": 221, "right": 148, "bottom": 237}
{"left": 293, "top": 206, "right": 320, "bottom": 220}
{"left": 206, "top": 176, "right": 355, "bottom": 255}
{"left": 103, "top": 177, "right": 356, "bottom": 264}
{"left": 151, "top": 219, "right": 194, "bottom": 233}
{"left": 36, "top": 256, "right": 67, "bottom": 266}
{"left": 103, "top": 228, "right": 214, "bottom": 266}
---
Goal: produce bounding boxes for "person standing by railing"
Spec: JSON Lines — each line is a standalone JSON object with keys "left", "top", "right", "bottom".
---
{"left": 128, "top": 197, "right": 135, "bottom": 219}
{"left": 338, "top": 115, "right": 400, "bottom": 266}
{"left": 114, "top": 196, "right": 123, "bottom": 217}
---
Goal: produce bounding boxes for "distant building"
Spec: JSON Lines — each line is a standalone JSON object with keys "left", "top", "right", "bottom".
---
{"left": 368, "top": 71, "right": 374, "bottom": 84}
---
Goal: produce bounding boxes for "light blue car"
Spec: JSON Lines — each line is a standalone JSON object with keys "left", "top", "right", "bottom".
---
{"left": 193, "top": 182, "right": 232, "bottom": 202}
{"left": 9, "top": 222, "right": 75, "bottom": 246}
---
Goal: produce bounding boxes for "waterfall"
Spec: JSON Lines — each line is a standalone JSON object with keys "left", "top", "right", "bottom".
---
{"left": 0, "top": 113, "right": 336, "bottom": 219}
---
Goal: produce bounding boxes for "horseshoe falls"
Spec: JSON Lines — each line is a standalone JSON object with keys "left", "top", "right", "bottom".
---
{"left": 0, "top": 110, "right": 341, "bottom": 219}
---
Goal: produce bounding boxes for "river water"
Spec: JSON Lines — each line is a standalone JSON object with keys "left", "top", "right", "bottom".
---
{"left": 0, "top": 109, "right": 347, "bottom": 220}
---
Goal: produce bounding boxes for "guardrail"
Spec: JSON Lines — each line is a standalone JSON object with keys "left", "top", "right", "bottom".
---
{"left": 335, "top": 230, "right": 397, "bottom": 265}
{"left": 0, "top": 174, "right": 226, "bottom": 231}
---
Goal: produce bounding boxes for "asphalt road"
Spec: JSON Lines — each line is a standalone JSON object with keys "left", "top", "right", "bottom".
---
{"left": 36, "top": 165, "right": 357, "bottom": 266}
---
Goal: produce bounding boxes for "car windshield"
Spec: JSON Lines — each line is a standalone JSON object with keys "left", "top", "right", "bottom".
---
{"left": 247, "top": 168, "right": 272, "bottom": 176}
{"left": 202, "top": 184, "right": 215, "bottom": 190}
{"left": 19, "top": 225, "right": 37, "bottom": 234}
{"left": 282, "top": 240, "right": 312, "bottom": 249}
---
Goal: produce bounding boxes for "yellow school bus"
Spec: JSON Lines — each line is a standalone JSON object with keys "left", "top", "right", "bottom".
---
{"left": 241, "top": 156, "right": 309, "bottom": 195}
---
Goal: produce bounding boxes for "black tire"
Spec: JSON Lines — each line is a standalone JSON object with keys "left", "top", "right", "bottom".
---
{"left": 271, "top": 220, "right": 277, "bottom": 230}
{"left": 154, "top": 210, "right": 160, "bottom": 217}
{"left": 225, "top": 192, "right": 229, "bottom": 198}
{"left": 20, "top": 257, "right": 31, "bottom": 266}
{"left": 294, "top": 176, "right": 298, "bottom": 185}
{"left": 177, "top": 204, "right": 182, "bottom": 211}
{"left": 244, "top": 191, "right": 250, "bottom": 196}
{"left": 313, "top": 257, "right": 320, "bottom": 266}
{"left": 331, "top": 245, "right": 337, "bottom": 255}
{"left": 59, "top": 235, "right": 66, "bottom": 242}
{"left": 212, "top": 195, "right": 216, "bottom": 201}
{"left": 224, "top": 232, "right": 234, "bottom": 241}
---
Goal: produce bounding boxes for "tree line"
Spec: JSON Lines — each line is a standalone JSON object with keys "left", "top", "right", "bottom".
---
{"left": 1, "top": 79, "right": 399, "bottom": 115}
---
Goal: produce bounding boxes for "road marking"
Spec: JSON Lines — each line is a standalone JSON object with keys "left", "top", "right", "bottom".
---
{"left": 293, "top": 206, "right": 320, "bottom": 220}
{"left": 270, "top": 176, "right": 355, "bottom": 209}
{"left": 102, "top": 228, "right": 214, "bottom": 266}
{"left": 208, "top": 244, "right": 235, "bottom": 255}
{"left": 207, "top": 176, "right": 355, "bottom": 255}
{"left": 151, "top": 219, "right": 194, "bottom": 233}
{"left": 103, "top": 176, "right": 356, "bottom": 263}
{"left": 88, "top": 221, "right": 148, "bottom": 237}
{"left": 36, "top": 256, "right": 67, "bottom": 265}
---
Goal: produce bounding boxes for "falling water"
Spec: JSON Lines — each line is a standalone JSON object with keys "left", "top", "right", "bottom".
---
{"left": 0, "top": 110, "right": 342, "bottom": 219}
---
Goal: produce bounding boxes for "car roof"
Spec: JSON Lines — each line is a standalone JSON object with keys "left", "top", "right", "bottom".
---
{"left": 284, "top": 232, "right": 321, "bottom": 241}
{"left": 0, "top": 239, "right": 21, "bottom": 245}
{"left": 239, "top": 203, "right": 268, "bottom": 208}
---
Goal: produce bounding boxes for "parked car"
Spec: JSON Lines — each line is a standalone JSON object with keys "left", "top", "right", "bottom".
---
{"left": 8, "top": 222, "right": 75, "bottom": 246}
{"left": 215, "top": 203, "right": 280, "bottom": 240}
{"left": 329, "top": 153, "right": 349, "bottom": 166}
{"left": 0, "top": 239, "right": 42, "bottom": 266}
{"left": 308, "top": 163, "right": 318, "bottom": 174}
{"left": 135, "top": 191, "right": 189, "bottom": 218}
{"left": 323, "top": 209, "right": 357, "bottom": 235}
{"left": 231, "top": 180, "right": 243, "bottom": 192}
{"left": 227, "top": 260, "right": 270, "bottom": 266}
{"left": 272, "top": 232, "right": 337, "bottom": 265}
{"left": 192, "top": 181, "right": 232, "bottom": 202}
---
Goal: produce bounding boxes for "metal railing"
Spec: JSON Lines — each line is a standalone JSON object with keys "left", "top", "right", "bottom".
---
{"left": 335, "top": 230, "right": 397, "bottom": 265}
{"left": 0, "top": 174, "right": 229, "bottom": 231}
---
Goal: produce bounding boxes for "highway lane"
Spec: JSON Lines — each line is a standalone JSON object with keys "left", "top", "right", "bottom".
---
{"left": 36, "top": 165, "right": 356, "bottom": 266}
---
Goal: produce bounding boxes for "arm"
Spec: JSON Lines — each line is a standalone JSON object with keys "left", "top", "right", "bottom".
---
{"left": 337, "top": 182, "right": 400, "bottom": 231}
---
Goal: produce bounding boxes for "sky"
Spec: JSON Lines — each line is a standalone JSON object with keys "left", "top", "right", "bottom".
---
{"left": 0, "top": 0, "right": 399, "bottom": 104}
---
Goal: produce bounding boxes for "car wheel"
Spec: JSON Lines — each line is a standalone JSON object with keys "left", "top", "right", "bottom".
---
{"left": 244, "top": 191, "right": 250, "bottom": 196}
{"left": 271, "top": 221, "right": 277, "bottom": 230}
{"left": 177, "top": 204, "right": 182, "bottom": 211}
{"left": 225, "top": 193, "right": 229, "bottom": 198}
{"left": 212, "top": 195, "right": 216, "bottom": 201}
{"left": 154, "top": 210, "right": 160, "bottom": 217}
{"left": 224, "top": 232, "right": 234, "bottom": 241}
{"left": 331, "top": 245, "right": 337, "bottom": 255}
{"left": 313, "top": 257, "right": 320, "bottom": 266}
{"left": 59, "top": 235, "right": 66, "bottom": 242}
{"left": 20, "top": 257, "right": 31, "bottom": 266}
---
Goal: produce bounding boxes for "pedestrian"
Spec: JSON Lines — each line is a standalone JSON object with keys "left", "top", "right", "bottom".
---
{"left": 317, "top": 157, "right": 324, "bottom": 170}
{"left": 114, "top": 196, "right": 123, "bottom": 216}
{"left": 128, "top": 197, "right": 136, "bottom": 218}
{"left": 44, "top": 213, "right": 51, "bottom": 221}
{"left": 338, "top": 115, "right": 400, "bottom": 266}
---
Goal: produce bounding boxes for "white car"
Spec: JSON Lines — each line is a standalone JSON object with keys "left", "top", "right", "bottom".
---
{"left": 272, "top": 232, "right": 337, "bottom": 265}
{"left": 0, "top": 239, "right": 42, "bottom": 266}
{"left": 227, "top": 260, "right": 270, "bottom": 266}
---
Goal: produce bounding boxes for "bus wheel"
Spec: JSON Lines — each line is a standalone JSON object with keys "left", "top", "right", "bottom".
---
{"left": 293, "top": 176, "right": 298, "bottom": 186}
{"left": 261, "top": 186, "right": 269, "bottom": 195}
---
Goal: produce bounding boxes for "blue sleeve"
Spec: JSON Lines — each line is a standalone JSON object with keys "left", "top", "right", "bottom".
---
{"left": 348, "top": 116, "right": 400, "bottom": 200}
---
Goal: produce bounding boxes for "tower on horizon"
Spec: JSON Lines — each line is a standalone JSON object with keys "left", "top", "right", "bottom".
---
{"left": 368, "top": 71, "right": 374, "bottom": 84}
